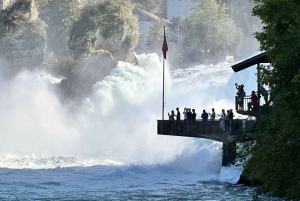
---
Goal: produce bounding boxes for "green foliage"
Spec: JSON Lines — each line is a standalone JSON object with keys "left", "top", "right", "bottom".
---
{"left": 239, "top": 1, "right": 300, "bottom": 200}
{"left": 69, "top": 0, "right": 138, "bottom": 59}
{"left": 33, "top": 0, "right": 48, "bottom": 9}
{"left": 154, "top": 0, "right": 167, "bottom": 19}
{"left": 181, "top": 0, "right": 243, "bottom": 61}
{"left": 169, "top": 15, "right": 184, "bottom": 31}
{"left": 39, "top": 0, "right": 80, "bottom": 57}
{"left": 0, "top": 9, "right": 46, "bottom": 65}
{"left": 147, "top": 21, "right": 166, "bottom": 55}
{"left": 171, "top": 49, "right": 184, "bottom": 68}
{"left": 130, "top": 0, "right": 160, "bottom": 12}
{"left": 54, "top": 56, "right": 76, "bottom": 77}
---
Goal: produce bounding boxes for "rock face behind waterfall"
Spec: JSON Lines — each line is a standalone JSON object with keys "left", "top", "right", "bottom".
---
{"left": 68, "top": 1, "right": 139, "bottom": 62}
{"left": 59, "top": 51, "right": 116, "bottom": 102}
{"left": 5, "top": 21, "right": 45, "bottom": 72}
{"left": 62, "top": 1, "right": 139, "bottom": 102}
{"left": 0, "top": 1, "right": 45, "bottom": 74}
{"left": 0, "top": 0, "right": 138, "bottom": 103}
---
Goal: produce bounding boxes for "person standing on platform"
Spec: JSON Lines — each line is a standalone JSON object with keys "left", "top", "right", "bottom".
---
{"left": 209, "top": 108, "right": 216, "bottom": 133}
{"left": 168, "top": 110, "right": 175, "bottom": 131}
{"left": 219, "top": 109, "right": 226, "bottom": 132}
{"left": 187, "top": 108, "right": 192, "bottom": 131}
{"left": 176, "top": 107, "right": 181, "bottom": 131}
{"left": 191, "top": 109, "right": 197, "bottom": 131}
{"left": 236, "top": 83, "right": 246, "bottom": 110}
{"left": 183, "top": 108, "right": 188, "bottom": 131}
{"left": 225, "top": 110, "right": 230, "bottom": 131}
{"left": 229, "top": 109, "right": 234, "bottom": 120}
{"left": 201, "top": 109, "right": 208, "bottom": 132}
{"left": 248, "top": 91, "right": 258, "bottom": 111}
{"left": 228, "top": 109, "right": 234, "bottom": 133}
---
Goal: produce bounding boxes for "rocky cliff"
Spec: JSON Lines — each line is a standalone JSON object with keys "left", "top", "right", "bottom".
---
{"left": 0, "top": 0, "right": 138, "bottom": 103}
{"left": 0, "top": 0, "right": 45, "bottom": 74}
{"left": 59, "top": 51, "right": 117, "bottom": 102}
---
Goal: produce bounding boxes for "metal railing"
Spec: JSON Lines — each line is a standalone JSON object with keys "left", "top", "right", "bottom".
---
{"left": 157, "top": 119, "right": 254, "bottom": 135}
{"left": 235, "top": 94, "right": 266, "bottom": 112}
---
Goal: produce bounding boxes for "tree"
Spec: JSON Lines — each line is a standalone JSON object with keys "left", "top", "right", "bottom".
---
{"left": 154, "top": 0, "right": 167, "bottom": 19}
{"left": 0, "top": 4, "right": 46, "bottom": 72}
{"left": 222, "top": 0, "right": 262, "bottom": 57}
{"left": 130, "top": 0, "right": 160, "bottom": 12}
{"left": 240, "top": 1, "right": 300, "bottom": 199}
{"left": 181, "top": 0, "right": 243, "bottom": 61}
{"left": 69, "top": 0, "right": 138, "bottom": 60}
{"left": 147, "top": 21, "right": 166, "bottom": 56}
{"left": 39, "top": 0, "right": 80, "bottom": 57}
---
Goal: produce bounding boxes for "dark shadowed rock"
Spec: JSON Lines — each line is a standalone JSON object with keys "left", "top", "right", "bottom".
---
{"left": 59, "top": 51, "right": 116, "bottom": 102}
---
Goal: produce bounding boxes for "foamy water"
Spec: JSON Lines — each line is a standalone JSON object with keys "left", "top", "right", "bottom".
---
{"left": 0, "top": 53, "right": 282, "bottom": 200}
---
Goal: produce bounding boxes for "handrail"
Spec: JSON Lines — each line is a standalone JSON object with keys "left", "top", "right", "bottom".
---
{"left": 235, "top": 94, "right": 266, "bottom": 112}
{"left": 157, "top": 119, "right": 254, "bottom": 135}
{"left": 0, "top": 0, "right": 22, "bottom": 21}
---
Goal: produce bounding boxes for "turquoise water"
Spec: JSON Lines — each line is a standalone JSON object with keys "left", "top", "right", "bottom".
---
{"left": 0, "top": 163, "right": 282, "bottom": 200}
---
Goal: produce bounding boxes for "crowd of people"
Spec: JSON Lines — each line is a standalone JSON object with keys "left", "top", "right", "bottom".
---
{"left": 167, "top": 107, "right": 235, "bottom": 133}
{"left": 166, "top": 83, "right": 267, "bottom": 133}
{"left": 236, "top": 83, "right": 260, "bottom": 111}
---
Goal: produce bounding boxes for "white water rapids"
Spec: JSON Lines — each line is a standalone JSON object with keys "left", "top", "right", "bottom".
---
{"left": 0, "top": 53, "right": 257, "bottom": 177}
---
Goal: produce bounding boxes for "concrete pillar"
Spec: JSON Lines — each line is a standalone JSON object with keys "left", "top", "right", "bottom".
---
{"left": 222, "top": 142, "right": 236, "bottom": 166}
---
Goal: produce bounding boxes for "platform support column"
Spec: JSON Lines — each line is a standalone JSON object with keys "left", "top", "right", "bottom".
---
{"left": 222, "top": 142, "right": 236, "bottom": 166}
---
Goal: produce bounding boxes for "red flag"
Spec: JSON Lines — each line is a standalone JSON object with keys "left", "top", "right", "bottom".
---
{"left": 162, "top": 29, "right": 168, "bottom": 60}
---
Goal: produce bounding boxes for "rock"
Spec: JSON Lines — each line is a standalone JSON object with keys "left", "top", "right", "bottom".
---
{"left": 58, "top": 51, "right": 116, "bottom": 102}
{"left": 0, "top": 1, "right": 46, "bottom": 74}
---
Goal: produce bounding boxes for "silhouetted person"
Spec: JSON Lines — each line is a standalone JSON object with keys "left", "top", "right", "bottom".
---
{"left": 176, "top": 107, "right": 180, "bottom": 120}
{"left": 168, "top": 110, "right": 175, "bottom": 120}
{"left": 235, "top": 83, "right": 245, "bottom": 110}
{"left": 219, "top": 109, "right": 226, "bottom": 131}
{"left": 209, "top": 108, "right": 216, "bottom": 132}
{"left": 191, "top": 109, "right": 197, "bottom": 131}
{"left": 176, "top": 107, "right": 181, "bottom": 131}
{"left": 183, "top": 107, "right": 188, "bottom": 131}
{"left": 225, "top": 110, "right": 230, "bottom": 131}
{"left": 201, "top": 109, "right": 208, "bottom": 132}
{"left": 168, "top": 110, "right": 175, "bottom": 131}
{"left": 229, "top": 109, "right": 234, "bottom": 120}
{"left": 187, "top": 108, "right": 192, "bottom": 131}
{"left": 248, "top": 91, "right": 258, "bottom": 111}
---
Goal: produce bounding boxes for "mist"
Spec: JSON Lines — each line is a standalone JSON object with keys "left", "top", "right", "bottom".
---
{"left": 0, "top": 51, "right": 257, "bottom": 173}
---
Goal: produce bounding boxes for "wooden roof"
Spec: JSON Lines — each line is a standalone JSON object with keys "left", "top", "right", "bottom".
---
{"left": 231, "top": 52, "right": 269, "bottom": 72}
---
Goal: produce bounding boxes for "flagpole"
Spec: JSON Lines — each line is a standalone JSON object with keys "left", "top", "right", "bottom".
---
{"left": 162, "top": 26, "right": 166, "bottom": 120}
{"left": 162, "top": 49, "right": 165, "bottom": 121}
{"left": 162, "top": 26, "right": 168, "bottom": 121}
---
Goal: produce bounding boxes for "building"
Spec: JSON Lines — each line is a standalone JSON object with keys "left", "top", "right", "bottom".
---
{"left": 167, "top": 0, "right": 198, "bottom": 21}
{"left": 133, "top": 8, "right": 180, "bottom": 54}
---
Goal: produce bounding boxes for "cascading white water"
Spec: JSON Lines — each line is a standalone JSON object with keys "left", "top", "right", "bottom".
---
{"left": 0, "top": 53, "right": 256, "bottom": 176}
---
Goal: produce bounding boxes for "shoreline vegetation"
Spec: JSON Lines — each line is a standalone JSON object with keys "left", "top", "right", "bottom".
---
{"left": 235, "top": 1, "right": 300, "bottom": 200}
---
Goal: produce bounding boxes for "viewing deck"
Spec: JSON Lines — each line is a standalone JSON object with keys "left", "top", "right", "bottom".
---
{"left": 157, "top": 119, "right": 254, "bottom": 143}
{"left": 235, "top": 95, "right": 271, "bottom": 117}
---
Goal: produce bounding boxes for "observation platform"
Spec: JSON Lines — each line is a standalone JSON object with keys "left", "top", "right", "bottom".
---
{"left": 157, "top": 119, "right": 254, "bottom": 143}
{"left": 234, "top": 95, "right": 271, "bottom": 117}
